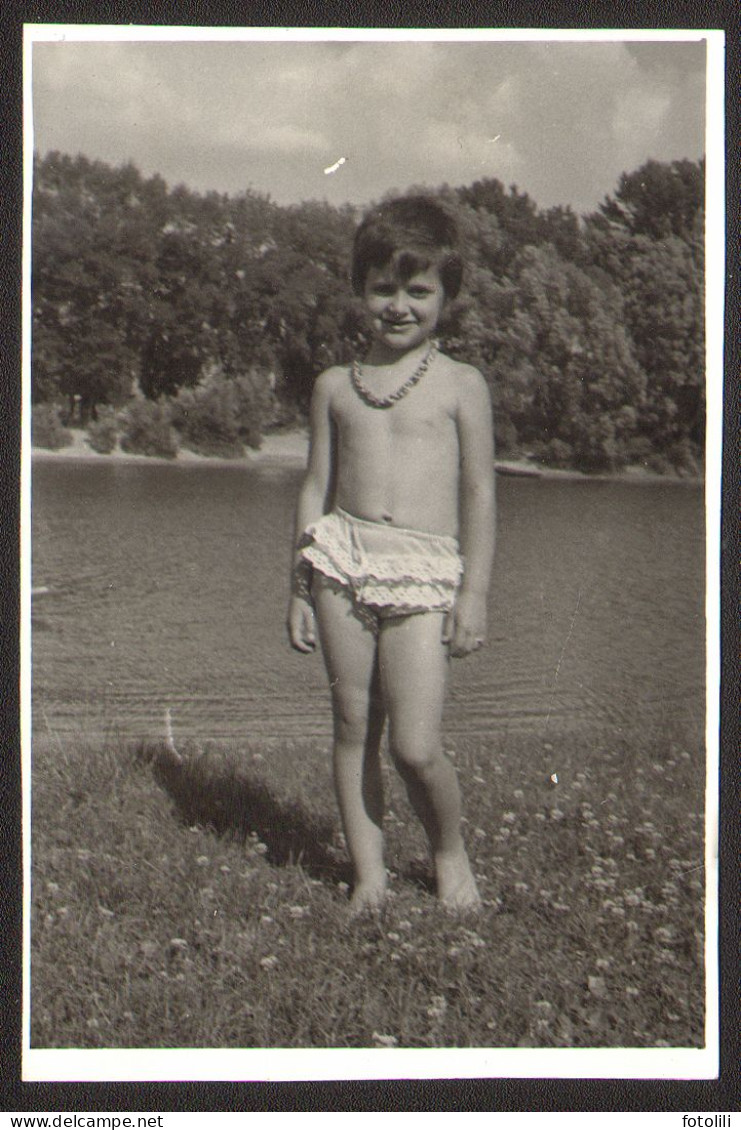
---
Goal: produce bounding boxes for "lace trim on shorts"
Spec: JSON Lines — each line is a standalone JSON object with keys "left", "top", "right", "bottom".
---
{"left": 299, "top": 507, "right": 463, "bottom": 619}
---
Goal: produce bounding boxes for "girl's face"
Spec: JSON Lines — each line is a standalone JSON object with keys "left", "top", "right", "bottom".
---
{"left": 363, "top": 263, "right": 446, "bottom": 355}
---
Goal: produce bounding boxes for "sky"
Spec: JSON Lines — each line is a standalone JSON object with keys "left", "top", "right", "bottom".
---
{"left": 30, "top": 33, "right": 708, "bottom": 216}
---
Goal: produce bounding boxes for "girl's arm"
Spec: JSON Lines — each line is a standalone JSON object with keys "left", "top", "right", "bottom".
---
{"left": 287, "top": 369, "right": 336, "bottom": 652}
{"left": 444, "top": 367, "right": 496, "bottom": 658}
{"left": 294, "top": 369, "right": 336, "bottom": 537}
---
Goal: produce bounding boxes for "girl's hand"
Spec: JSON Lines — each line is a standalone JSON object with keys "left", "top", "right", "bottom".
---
{"left": 442, "top": 590, "right": 487, "bottom": 658}
{"left": 287, "top": 595, "right": 317, "bottom": 653}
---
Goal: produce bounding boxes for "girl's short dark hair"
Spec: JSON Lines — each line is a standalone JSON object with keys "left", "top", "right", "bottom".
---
{"left": 351, "top": 195, "right": 463, "bottom": 299}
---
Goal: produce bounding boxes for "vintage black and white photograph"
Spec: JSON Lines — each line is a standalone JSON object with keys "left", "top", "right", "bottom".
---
{"left": 22, "top": 26, "right": 722, "bottom": 1082}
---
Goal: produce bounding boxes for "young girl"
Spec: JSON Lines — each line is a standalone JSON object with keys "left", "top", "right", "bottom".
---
{"left": 287, "top": 195, "right": 495, "bottom": 912}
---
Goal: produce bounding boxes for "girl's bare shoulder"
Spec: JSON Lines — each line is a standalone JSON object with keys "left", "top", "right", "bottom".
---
{"left": 314, "top": 364, "right": 349, "bottom": 396}
{"left": 311, "top": 364, "right": 349, "bottom": 411}
{"left": 436, "top": 353, "right": 489, "bottom": 399}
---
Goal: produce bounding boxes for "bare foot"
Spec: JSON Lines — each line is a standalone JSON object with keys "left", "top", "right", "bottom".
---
{"left": 436, "top": 851, "right": 481, "bottom": 911}
{"left": 348, "top": 877, "right": 388, "bottom": 915}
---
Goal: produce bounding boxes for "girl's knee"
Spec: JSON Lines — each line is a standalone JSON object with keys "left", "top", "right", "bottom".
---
{"left": 332, "top": 687, "right": 383, "bottom": 745}
{"left": 389, "top": 730, "right": 442, "bottom": 775}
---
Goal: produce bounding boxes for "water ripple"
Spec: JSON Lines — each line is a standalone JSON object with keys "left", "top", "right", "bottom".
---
{"left": 32, "top": 462, "right": 706, "bottom": 747}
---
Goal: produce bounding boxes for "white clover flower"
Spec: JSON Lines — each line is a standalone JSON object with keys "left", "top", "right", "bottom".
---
{"left": 427, "top": 995, "right": 447, "bottom": 1020}
{"left": 587, "top": 975, "right": 607, "bottom": 997}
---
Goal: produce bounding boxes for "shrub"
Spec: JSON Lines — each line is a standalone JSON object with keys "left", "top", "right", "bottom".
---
{"left": 623, "top": 436, "right": 672, "bottom": 475}
{"left": 31, "top": 403, "right": 73, "bottom": 450}
{"left": 119, "top": 399, "right": 178, "bottom": 459}
{"left": 172, "top": 367, "right": 266, "bottom": 458}
{"left": 623, "top": 436, "right": 655, "bottom": 467}
{"left": 642, "top": 450, "right": 673, "bottom": 475}
{"left": 667, "top": 438, "right": 701, "bottom": 478}
{"left": 571, "top": 418, "right": 623, "bottom": 474}
{"left": 86, "top": 407, "right": 119, "bottom": 454}
{"left": 172, "top": 381, "right": 243, "bottom": 459}
{"left": 232, "top": 370, "right": 268, "bottom": 450}
{"left": 494, "top": 414, "right": 518, "bottom": 457}
{"left": 542, "top": 437, "right": 574, "bottom": 469}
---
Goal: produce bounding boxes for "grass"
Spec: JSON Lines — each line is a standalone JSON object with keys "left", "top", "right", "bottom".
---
{"left": 30, "top": 723, "right": 706, "bottom": 1049}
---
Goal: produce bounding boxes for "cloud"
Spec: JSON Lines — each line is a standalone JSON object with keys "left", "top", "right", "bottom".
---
{"left": 30, "top": 37, "right": 706, "bottom": 213}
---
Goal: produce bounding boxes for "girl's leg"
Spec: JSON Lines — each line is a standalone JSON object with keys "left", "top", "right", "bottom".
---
{"left": 313, "top": 578, "right": 387, "bottom": 910}
{"left": 378, "top": 612, "right": 480, "bottom": 909}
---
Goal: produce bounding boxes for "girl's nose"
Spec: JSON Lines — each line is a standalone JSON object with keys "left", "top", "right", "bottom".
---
{"left": 387, "top": 290, "right": 408, "bottom": 313}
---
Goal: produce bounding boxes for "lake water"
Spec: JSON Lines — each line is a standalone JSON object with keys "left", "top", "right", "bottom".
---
{"left": 31, "top": 460, "right": 706, "bottom": 747}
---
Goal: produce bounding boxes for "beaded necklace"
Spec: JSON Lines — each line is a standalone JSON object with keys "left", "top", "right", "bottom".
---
{"left": 350, "top": 341, "right": 437, "bottom": 409}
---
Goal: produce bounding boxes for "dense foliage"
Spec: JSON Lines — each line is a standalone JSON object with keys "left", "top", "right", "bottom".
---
{"left": 31, "top": 152, "right": 705, "bottom": 472}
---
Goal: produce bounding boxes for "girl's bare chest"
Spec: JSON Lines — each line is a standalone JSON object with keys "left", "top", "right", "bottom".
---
{"left": 332, "top": 389, "right": 457, "bottom": 447}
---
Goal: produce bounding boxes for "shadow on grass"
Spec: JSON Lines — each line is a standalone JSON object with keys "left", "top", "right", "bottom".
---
{"left": 402, "top": 857, "right": 436, "bottom": 896}
{"left": 133, "top": 741, "right": 351, "bottom": 885}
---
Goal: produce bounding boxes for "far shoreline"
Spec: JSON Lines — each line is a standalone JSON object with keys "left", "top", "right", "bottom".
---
{"left": 30, "top": 427, "right": 703, "bottom": 485}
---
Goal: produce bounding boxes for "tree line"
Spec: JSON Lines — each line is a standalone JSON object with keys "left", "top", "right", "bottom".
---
{"left": 31, "top": 150, "right": 704, "bottom": 472}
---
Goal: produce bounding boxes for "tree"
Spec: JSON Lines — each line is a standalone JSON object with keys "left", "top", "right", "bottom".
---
{"left": 31, "top": 150, "right": 706, "bottom": 472}
{"left": 597, "top": 158, "right": 704, "bottom": 242}
{"left": 451, "top": 243, "right": 645, "bottom": 470}
{"left": 455, "top": 178, "right": 546, "bottom": 275}
{"left": 618, "top": 234, "right": 705, "bottom": 456}
{"left": 32, "top": 153, "right": 150, "bottom": 418}
{"left": 587, "top": 160, "right": 705, "bottom": 464}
